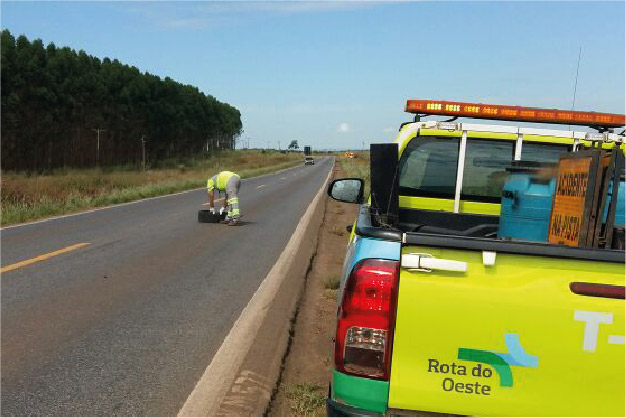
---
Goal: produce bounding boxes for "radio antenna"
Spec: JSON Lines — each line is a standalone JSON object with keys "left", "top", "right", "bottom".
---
{"left": 571, "top": 46, "right": 582, "bottom": 111}
{"left": 569, "top": 46, "right": 582, "bottom": 131}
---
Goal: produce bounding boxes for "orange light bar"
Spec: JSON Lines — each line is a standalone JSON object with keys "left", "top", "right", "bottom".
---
{"left": 405, "top": 100, "right": 625, "bottom": 128}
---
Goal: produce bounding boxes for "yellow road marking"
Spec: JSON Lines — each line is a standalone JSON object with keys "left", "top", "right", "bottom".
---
{"left": 1, "top": 242, "right": 91, "bottom": 274}
{"left": 256, "top": 185, "right": 266, "bottom": 189}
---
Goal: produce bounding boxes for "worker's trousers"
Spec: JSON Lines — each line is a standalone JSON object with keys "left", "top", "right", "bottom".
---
{"left": 225, "top": 175, "right": 241, "bottom": 219}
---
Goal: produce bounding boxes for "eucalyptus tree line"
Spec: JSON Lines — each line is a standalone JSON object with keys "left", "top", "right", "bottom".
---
{"left": 1, "top": 30, "right": 242, "bottom": 172}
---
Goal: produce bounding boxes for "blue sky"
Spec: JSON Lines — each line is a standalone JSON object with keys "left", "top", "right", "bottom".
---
{"left": 2, "top": 1, "right": 624, "bottom": 150}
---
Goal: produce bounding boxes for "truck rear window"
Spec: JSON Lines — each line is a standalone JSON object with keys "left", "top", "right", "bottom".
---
{"left": 521, "top": 142, "right": 570, "bottom": 162}
{"left": 399, "top": 136, "right": 571, "bottom": 203}
{"left": 461, "top": 139, "right": 514, "bottom": 201}
{"left": 399, "top": 137, "right": 459, "bottom": 198}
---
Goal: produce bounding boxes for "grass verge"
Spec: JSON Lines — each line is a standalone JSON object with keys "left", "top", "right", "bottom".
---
{"left": 324, "top": 275, "right": 340, "bottom": 290}
{"left": 1, "top": 150, "right": 302, "bottom": 226}
{"left": 285, "top": 382, "right": 326, "bottom": 417}
{"left": 339, "top": 152, "right": 370, "bottom": 198}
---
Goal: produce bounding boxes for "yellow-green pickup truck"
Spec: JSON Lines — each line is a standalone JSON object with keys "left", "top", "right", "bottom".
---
{"left": 326, "top": 101, "right": 625, "bottom": 416}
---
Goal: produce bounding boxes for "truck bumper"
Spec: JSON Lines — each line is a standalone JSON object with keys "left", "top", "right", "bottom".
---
{"left": 327, "top": 397, "right": 382, "bottom": 417}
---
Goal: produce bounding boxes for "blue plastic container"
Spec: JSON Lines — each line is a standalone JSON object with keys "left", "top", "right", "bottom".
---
{"left": 615, "top": 179, "right": 625, "bottom": 227}
{"left": 603, "top": 177, "right": 625, "bottom": 227}
{"left": 498, "top": 164, "right": 556, "bottom": 242}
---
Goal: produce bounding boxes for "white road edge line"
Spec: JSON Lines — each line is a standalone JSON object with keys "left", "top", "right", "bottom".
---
{"left": 177, "top": 164, "right": 333, "bottom": 417}
{"left": 0, "top": 189, "right": 200, "bottom": 231}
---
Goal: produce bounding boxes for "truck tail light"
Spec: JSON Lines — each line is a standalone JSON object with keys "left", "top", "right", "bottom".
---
{"left": 334, "top": 259, "right": 400, "bottom": 380}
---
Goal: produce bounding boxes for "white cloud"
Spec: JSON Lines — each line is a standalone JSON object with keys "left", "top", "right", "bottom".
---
{"left": 337, "top": 122, "right": 351, "bottom": 133}
{"left": 164, "top": 17, "right": 214, "bottom": 29}
{"left": 240, "top": 103, "right": 364, "bottom": 115}
{"left": 127, "top": 1, "right": 383, "bottom": 30}
{"left": 196, "top": 1, "right": 375, "bottom": 16}
{"left": 291, "top": 103, "right": 365, "bottom": 114}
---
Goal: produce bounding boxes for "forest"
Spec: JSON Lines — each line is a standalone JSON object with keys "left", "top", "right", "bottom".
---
{"left": 1, "top": 30, "right": 243, "bottom": 172}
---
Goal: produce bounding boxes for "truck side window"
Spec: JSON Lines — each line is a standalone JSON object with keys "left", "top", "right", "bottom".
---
{"left": 461, "top": 139, "right": 514, "bottom": 202}
{"left": 399, "top": 137, "right": 459, "bottom": 198}
{"left": 521, "top": 142, "right": 570, "bottom": 162}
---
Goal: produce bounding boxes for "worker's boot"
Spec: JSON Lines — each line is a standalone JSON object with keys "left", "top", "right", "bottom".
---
{"left": 228, "top": 217, "right": 240, "bottom": 226}
{"left": 220, "top": 217, "right": 233, "bottom": 224}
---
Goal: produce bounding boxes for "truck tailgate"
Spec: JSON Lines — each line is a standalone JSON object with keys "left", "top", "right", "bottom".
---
{"left": 388, "top": 245, "right": 625, "bottom": 416}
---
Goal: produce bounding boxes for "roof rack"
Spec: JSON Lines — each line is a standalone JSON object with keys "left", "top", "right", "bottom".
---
{"left": 405, "top": 99, "right": 625, "bottom": 130}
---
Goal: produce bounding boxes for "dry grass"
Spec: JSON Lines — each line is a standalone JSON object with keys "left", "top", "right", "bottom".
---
{"left": 324, "top": 275, "right": 341, "bottom": 290}
{"left": 285, "top": 382, "right": 327, "bottom": 417}
{"left": 323, "top": 289, "right": 339, "bottom": 301}
{"left": 1, "top": 150, "right": 302, "bottom": 225}
{"left": 328, "top": 225, "right": 345, "bottom": 236}
{"left": 338, "top": 153, "right": 370, "bottom": 198}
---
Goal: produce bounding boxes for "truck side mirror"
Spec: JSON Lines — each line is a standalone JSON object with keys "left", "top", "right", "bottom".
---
{"left": 327, "top": 178, "right": 364, "bottom": 204}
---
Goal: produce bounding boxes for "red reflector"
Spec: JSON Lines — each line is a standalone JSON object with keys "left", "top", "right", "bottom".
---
{"left": 405, "top": 99, "right": 625, "bottom": 128}
{"left": 334, "top": 259, "right": 400, "bottom": 380}
{"left": 570, "top": 282, "right": 625, "bottom": 299}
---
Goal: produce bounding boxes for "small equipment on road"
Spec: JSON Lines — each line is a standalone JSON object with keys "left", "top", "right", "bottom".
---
{"left": 197, "top": 208, "right": 227, "bottom": 223}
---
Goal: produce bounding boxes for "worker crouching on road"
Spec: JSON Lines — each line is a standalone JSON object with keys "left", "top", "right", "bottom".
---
{"left": 207, "top": 171, "right": 241, "bottom": 226}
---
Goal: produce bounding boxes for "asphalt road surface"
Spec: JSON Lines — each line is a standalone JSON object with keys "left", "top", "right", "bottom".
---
{"left": 1, "top": 157, "right": 333, "bottom": 416}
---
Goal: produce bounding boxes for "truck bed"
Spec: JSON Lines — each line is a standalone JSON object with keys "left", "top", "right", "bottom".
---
{"left": 357, "top": 206, "right": 624, "bottom": 263}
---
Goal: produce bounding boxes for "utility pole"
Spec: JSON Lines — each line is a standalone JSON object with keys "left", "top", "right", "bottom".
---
{"left": 141, "top": 134, "right": 147, "bottom": 171}
{"left": 91, "top": 128, "right": 106, "bottom": 167}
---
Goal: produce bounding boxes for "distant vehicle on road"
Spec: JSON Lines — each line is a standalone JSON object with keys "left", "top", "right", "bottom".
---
{"left": 304, "top": 145, "right": 314, "bottom": 165}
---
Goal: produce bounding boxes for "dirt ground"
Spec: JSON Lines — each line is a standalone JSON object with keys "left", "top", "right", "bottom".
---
{"left": 267, "top": 161, "right": 358, "bottom": 417}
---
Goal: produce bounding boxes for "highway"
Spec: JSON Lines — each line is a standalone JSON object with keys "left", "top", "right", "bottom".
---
{"left": 0, "top": 157, "right": 333, "bottom": 416}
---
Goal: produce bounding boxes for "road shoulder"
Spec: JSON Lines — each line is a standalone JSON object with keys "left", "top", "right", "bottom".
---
{"left": 268, "top": 161, "right": 359, "bottom": 417}
{"left": 178, "top": 162, "right": 333, "bottom": 417}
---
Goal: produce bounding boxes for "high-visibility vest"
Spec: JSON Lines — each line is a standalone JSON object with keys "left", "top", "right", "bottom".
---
{"left": 207, "top": 171, "right": 236, "bottom": 191}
